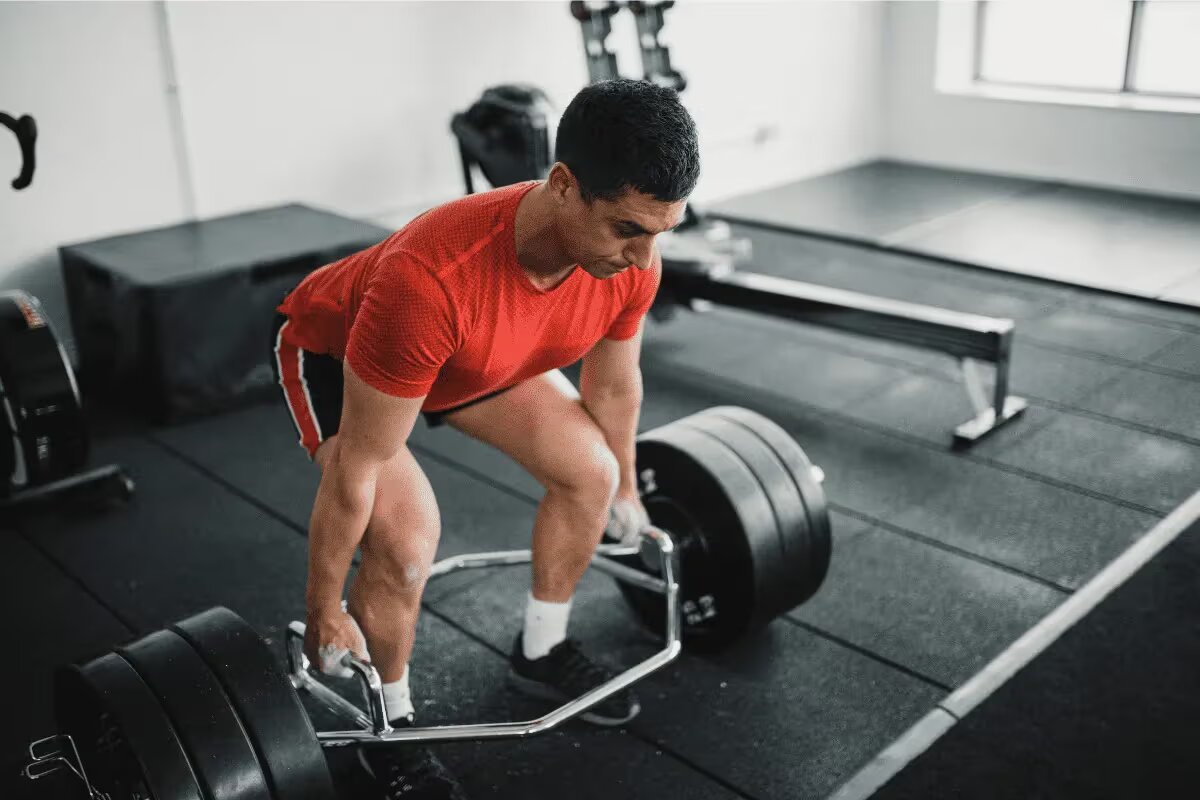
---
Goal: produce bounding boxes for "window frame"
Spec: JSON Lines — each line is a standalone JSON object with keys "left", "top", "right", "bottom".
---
{"left": 973, "top": 0, "right": 1198, "bottom": 101}
{"left": 935, "top": 0, "right": 1200, "bottom": 115}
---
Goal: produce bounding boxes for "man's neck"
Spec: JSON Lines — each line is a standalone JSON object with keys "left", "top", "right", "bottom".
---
{"left": 513, "top": 183, "right": 576, "bottom": 285}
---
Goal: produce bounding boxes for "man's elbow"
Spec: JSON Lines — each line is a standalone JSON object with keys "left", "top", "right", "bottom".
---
{"left": 325, "top": 440, "right": 395, "bottom": 515}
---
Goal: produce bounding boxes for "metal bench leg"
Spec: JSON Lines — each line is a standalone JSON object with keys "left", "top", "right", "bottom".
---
{"left": 953, "top": 335, "right": 1027, "bottom": 446}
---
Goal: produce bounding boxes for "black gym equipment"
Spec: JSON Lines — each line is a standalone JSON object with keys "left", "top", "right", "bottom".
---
{"left": 569, "top": 1, "right": 622, "bottom": 83}
{"left": 0, "top": 110, "right": 37, "bottom": 190}
{"left": 626, "top": 1, "right": 686, "bottom": 91}
{"left": 612, "top": 406, "right": 831, "bottom": 649}
{"left": 50, "top": 652, "right": 204, "bottom": 800}
{"left": 26, "top": 406, "right": 831, "bottom": 792}
{"left": 450, "top": 84, "right": 556, "bottom": 195}
{"left": 447, "top": 1, "right": 1029, "bottom": 446}
{"left": 117, "top": 629, "right": 273, "bottom": 800}
{"left": 0, "top": 290, "right": 134, "bottom": 513}
{"left": 59, "top": 205, "right": 389, "bottom": 424}
{"left": 171, "top": 608, "right": 336, "bottom": 800}
{"left": 32, "top": 618, "right": 331, "bottom": 800}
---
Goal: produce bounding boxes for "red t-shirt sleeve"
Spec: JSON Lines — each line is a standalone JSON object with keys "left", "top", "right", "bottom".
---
{"left": 605, "top": 250, "right": 663, "bottom": 340}
{"left": 345, "top": 254, "right": 459, "bottom": 398}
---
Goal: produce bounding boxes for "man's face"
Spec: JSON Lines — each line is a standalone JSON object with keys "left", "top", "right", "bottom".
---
{"left": 554, "top": 170, "right": 688, "bottom": 279}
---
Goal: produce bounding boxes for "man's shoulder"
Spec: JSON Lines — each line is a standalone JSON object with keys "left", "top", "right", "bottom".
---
{"left": 399, "top": 182, "right": 536, "bottom": 243}
{"left": 374, "top": 183, "right": 532, "bottom": 286}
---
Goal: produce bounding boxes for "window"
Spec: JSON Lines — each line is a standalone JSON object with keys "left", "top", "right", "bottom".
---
{"left": 975, "top": 0, "right": 1200, "bottom": 99}
{"left": 1133, "top": 1, "right": 1200, "bottom": 96}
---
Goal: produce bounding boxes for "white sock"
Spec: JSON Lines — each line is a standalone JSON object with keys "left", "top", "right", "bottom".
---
{"left": 522, "top": 591, "right": 572, "bottom": 660}
{"left": 381, "top": 664, "right": 414, "bottom": 723}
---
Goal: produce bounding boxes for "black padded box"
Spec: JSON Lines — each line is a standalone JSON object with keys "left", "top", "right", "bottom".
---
{"left": 60, "top": 203, "right": 390, "bottom": 423}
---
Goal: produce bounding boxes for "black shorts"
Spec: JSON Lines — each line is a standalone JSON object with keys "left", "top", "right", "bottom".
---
{"left": 269, "top": 312, "right": 515, "bottom": 458}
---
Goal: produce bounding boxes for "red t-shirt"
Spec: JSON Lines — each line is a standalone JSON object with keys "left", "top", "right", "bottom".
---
{"left": 277, "top": 181, "right": 661, "bottom": 412}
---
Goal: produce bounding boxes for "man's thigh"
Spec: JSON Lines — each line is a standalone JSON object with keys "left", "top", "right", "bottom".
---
{"left": 443, "top": 370, "right": 615, "bottom": 491}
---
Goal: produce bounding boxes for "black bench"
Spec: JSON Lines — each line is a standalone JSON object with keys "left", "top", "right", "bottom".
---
{"left": 656, "top": 222, "right": 1027, "bottom": 447}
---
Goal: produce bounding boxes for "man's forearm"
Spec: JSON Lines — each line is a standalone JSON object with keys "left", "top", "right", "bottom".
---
{"left": 581, "top": 377, "right": 644, "bottom": 493}
{"left": 306, "top": 460, "right": 378, "bottom": 613}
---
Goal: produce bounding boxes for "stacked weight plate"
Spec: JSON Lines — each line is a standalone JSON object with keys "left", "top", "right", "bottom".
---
{"left": 53, "top": 608, "right": 335, "bottom": 800}
{"left": 615, "top": 405, "right": 832, "bottom": 650}
{"left": 0, "top": 290, "right": 89, "bottom": 495}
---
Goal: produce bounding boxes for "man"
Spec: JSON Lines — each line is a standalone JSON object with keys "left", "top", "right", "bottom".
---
{"left": 270, "top": 78, "right": 698, "bottom": 799}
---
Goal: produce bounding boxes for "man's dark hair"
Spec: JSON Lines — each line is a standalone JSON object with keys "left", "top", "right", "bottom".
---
{"left": 555, "top": 79, "right": 699, "bottom": 204}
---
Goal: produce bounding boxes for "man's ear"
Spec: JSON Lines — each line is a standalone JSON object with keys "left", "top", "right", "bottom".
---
{"left": 546, "top": 163, "right": 576, "bottom": 204}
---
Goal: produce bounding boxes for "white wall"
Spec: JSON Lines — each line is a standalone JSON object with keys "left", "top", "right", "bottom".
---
{"left": 882, "top": 1, "right": 1200, "bottom": 201}
{"left": 164, "top": 0, "right": 885, "bottom": 219}
{"left": 0, "top": 0, "right": 884, "bottom": 352}
{"left": 0, "top": 1, "right": 188, "bottom": 341}
{"left": 163, "top": 0, "right": 590, "bottom": 222}
{"left": 665, "top": 0, "right": 885, "bottom": 205}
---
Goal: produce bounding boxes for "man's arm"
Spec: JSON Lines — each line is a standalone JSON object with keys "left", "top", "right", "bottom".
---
{"left": 579, "top": 320, "right": 646, "bottom": 496}
{"left": 309, "top": 254, "right": 455, "bottom": 612}
{"left": 305, "top": 364, "right": 426, "bottom": 614}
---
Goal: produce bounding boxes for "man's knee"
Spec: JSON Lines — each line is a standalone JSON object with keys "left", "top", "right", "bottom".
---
{"left": 371, "top": 483, "right": 440, "bottom": 570}
{"left": 360, "top": 454, "right": 441, "bottom": 593}
{"left": 553, "top": 436, "right": 621, "bottom": 506}
{"left": 362, "top": 526, "right": 434, "bottom": 595}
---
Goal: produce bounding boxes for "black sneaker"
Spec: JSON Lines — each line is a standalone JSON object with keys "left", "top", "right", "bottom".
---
{"left": 508, "top": 635, "right": 640, "bottom": 726}
{"left": 356, "top": 717, "right": 469, "bottom": 799}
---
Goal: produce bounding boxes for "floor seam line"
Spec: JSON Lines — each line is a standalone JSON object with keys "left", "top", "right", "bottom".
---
{"left": 14, "top": 527, "right": 141, "bottom": 637}
{"left": 828, "top": 507, "right": 1078, "bottom": 594}
{"left": 785, "top": 618, "right": 954, "bottom": 693}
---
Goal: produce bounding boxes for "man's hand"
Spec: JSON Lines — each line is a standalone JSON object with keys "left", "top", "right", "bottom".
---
{"left": 605, "top": 489, "right": 652, "bottom": 545}
{"left": 304, "top": 605, "right": 370, "bottom": 679}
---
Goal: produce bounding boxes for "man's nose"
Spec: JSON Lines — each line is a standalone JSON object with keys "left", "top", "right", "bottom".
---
{"left": 624, "top": 237, "right": 655, "bottom": 269}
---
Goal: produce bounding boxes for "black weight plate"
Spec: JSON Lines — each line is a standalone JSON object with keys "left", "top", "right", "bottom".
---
{"left": 621, "top": 436, "right": 755, "bottom": 648}
{"left": 667, "top": 417, "right": 796, "bottom": 628}
{"left": 677, "top": 415, "right": 807, "bottom": 618}
{"left": 15, "top": 328, "right": 89, "bottom": 477}
{"left": 0, "top": 291, "right": 88, "bottom": 487}
{"left": 619, "top": 419, "right": 781, "bottom": 649}
{"left": 54, "top": 651, "right": 203, "bottom": 800}
{"left": 654, "top": 419, "right": 780, "bottom": 637}
{"left": 173, "top": 607, "right": 336, "bottom": 800}
{"left": 119, "top": 628, "right": 272, "bottom": 800}
{"left": 0, "top": 293, "right": 31, "bottom": 494}
{"left": 697, "top": 411, "right": 814, "bottom": 588}
{"left": 705, "top": 407, "right": 832, "bottom": 599}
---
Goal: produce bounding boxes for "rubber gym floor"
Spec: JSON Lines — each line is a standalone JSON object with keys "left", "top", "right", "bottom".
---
{"left": 6, "top": 165, "right": 1200, "bottom": 799}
